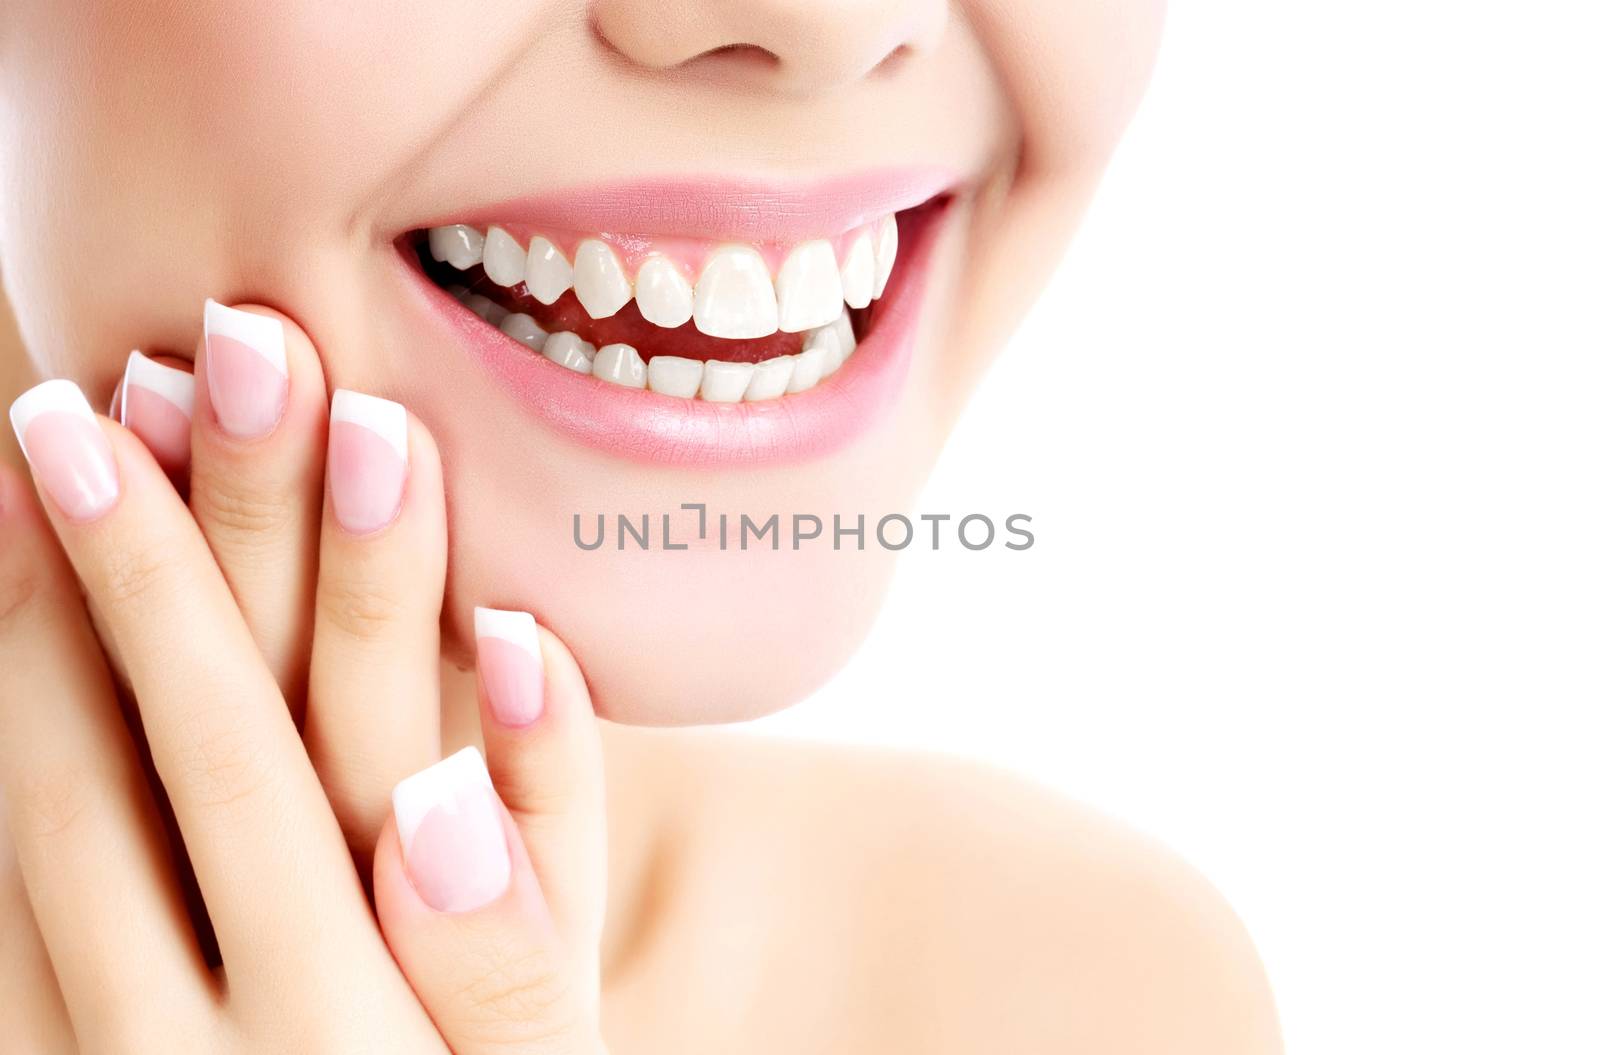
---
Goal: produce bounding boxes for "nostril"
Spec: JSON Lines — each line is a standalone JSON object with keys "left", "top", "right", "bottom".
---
{"left": 679, "top": 43, "right": 782, "bottom": 74}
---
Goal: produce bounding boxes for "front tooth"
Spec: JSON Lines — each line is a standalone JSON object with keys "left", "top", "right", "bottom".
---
{"left": 693, "top": 246, "right": 778, "bottom": 339}
{"left": 802, "top": 325, "right": 845, "bottom": 378}
{"left": 872, "top": 215, "right": 898, "bottom": 299}
{"left": 499, "top": 312, "right": 548, "bottom": 351}
{"left": 635, "top": 257, "right": 694, "bottom": 328}
{"left": 743, "top": 355, "right": 795, "bottom": 401}
{"left": 463, "top": 294, "right": 507, "bottom": 327}
{"left": 775, "top": 240, "right": 844, "bottom": 333}
{"left": 482, "top": 227, "right": 527, "bottom": 288}
{"left": 429, "top": 225, "right": 484, "bottom": 270}
{"left": 840, "top": 233, "right": 876, "bottom": 310}
{"left": 541, "top": 332, "right": 594, "bottom": 374}
{"left": 647, "top": 355, "right": 705, "bottom": 398}
{"left": 573, "top": 239, "right": 632, "bottom": 319}
{"left": 593, "top": 343, "right": 646, "bottom": 388}
{"left": 524, "top": 237, "right": 573, "bottom": 305}
{"left": 786, "top": 347, "right": 827, "bottom": 394}
{"left": 700, "top": 360, "right": 755, "bottom": 403}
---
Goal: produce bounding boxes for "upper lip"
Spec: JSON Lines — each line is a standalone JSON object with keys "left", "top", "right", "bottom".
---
{"left": 406, "top": 166, "right": 959, "bottom": 242}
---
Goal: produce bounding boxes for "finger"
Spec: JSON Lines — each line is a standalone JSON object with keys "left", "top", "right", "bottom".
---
{"left": 306, "top": 392, "right": 445, "bottom": 863}
{"left": 472, "top": 610, "right": 606, "bottom": 987}
{"left": 373, "top": 751, "right": 602, "bottom": 1054}
{"left": 0, "top": 830, "right": 76, "bottom": 1054}
{"left": 188, "top": 301, "right": 328, "bottom": 708}
{"left": 116, "top": 350, "right": 196, "bottom": 482}
{"left": 0, "top": 460, "right": 210, "bottom": 1043}
{"left": 6, "top": 381, "right": 373, "bottom": 984}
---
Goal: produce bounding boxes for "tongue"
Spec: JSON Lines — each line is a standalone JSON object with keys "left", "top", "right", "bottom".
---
{"left": 470, "top": 278, "right": 811, "bottom": 364}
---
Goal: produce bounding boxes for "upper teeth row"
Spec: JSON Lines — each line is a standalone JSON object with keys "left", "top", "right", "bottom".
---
{"left": 427, "top": 217, "right": 898, "bottom": 341}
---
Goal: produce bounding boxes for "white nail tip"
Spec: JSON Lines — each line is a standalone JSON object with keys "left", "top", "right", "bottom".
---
{"left": 474, "top": 607, "right": 540, "bottom": 656}
{"left": 573, "top": 240, "right": 632, "bottom": 320}
{"left": 9, "top": 379, "right": 96, "bottom": 459}
{"left": 392, "top": 747, "right": 495, "bottom": 855}
{"left": 329, "top": 390, "right": 408, "bottom": 463}
{"left": 121, "top": 351, "right": 196, "bottom": 425}
{"left": 204, "top": 300, "right": 287, "bottom": 375}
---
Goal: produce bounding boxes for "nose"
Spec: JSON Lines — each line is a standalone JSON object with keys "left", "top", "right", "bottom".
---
{"left": 590, "top": 0, "right": 948, "bottom": 96}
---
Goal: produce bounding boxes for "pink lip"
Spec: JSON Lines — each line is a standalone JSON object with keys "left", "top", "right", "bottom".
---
{"left": 399, "top": 195, "right": 947, "bottom": 468}
{"left": 421, "top": 167, "right": 959, "bottom": 243}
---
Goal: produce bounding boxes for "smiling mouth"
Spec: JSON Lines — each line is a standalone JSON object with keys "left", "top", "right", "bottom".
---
{"left": 408, "top": 195, "right": 944, "bottom": 404}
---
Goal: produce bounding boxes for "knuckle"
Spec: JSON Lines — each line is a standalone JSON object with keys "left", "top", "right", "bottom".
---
{"left": 316, "top": 570, "right": 411, "bottom": 642}
{"left": 167, "top": 705, "right": 282, "bottom": 812}
{"left": 7, "top": 765, "right": 97, "bottom": 846}
{"left": 191, "top": 464, "right": 297, "bottom": 543}
{"left": 453, "top": 940, "right": 579, "bottom": 1037}
{"left": 99, "top": 541, "right": 184, "bottom": 610}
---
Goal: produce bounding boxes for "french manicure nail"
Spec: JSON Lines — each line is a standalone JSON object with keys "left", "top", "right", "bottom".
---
{"left": 8, "top": 379, "right": 120, "bottom": 522}
{"left": 120, "top": 351, "right": 195, "bottom": 474}
{"left": 327, "top": 389, "right": 409, "bottom": 535}
{"left": 475, "top": 608, "right": 546, "bottom": 727}
{"left": 392, "top": 748, "right": 510, "bottom": 913}
{"left": 203, "top": 299, "right": 287, "bottom": 439}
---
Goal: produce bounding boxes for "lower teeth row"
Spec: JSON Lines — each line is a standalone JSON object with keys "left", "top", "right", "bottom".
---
{"left": 450, "top": 286, "right": 858, "bottom": 402}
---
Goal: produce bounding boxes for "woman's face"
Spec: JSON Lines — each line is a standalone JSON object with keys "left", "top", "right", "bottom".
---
{"left": 0, "top": 0, "right": 1161, "bottom": 723}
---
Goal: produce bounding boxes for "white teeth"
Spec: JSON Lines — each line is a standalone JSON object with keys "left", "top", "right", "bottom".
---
{"left": 807, "top": 314, "right": 857, "bottom": 360}
{"left": 573, "top": 239, "right": 632, "bottom": 319}
{"left": 593, "top": 343, "right": 646, "bottom": 388}
{"left": 429, "top": 225, "right": 484, "bottom": 270}
{"left": 646, "top": 355, "right": 705, "bottom": 398}
{"left": 482, "top": 227, "right": 527, "bottom": 288}
{"left": 542, "top": 332, "right": 594, "bottom": 374}
{"left": 840, "top": 233, "right": 876, "bottom": 310}
{"left": 694, "top": 246, "right": 778, "bottom": 340}
{"left": 699, "top": 360, "right": 755, "bottom": 403}
{"left": 802, "top": 324, "right": 845, "bottom": 379}
{"left": 785, "top": 347, "right": 827, "bottom": 394}
{"left": 634, "top": 257, "right": 694, "bottom": 329}
{"left": 499, "top": 312, "right": 548, "bottom": 351}
{"left": 775, "top": 240, "right": 845, "bottom": 333}
{"left": 463, "top": 293, "right": 508, "bottom": 327}
{"left": 872, "top": 215, "right": 898, "bottom": 299}
{"left": 743, "top": 356, "right": 795, "bottom": 401}
{"left": 525, "top": 237, "right": 573, "bottom": 305}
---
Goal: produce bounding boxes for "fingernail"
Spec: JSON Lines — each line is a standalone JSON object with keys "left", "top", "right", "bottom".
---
{"left": 327, "top": 389, "right": 409, "bottom": 535}
{"left": 475, "top": 608, "right": 546, "bottom": 727}
{"left": 203, "top": 299, "right": 287, "bottom": 439}
{"left": 8, "top": 379, "right": 120, "bottom": 522}
{"left": 120, "top": 351, "right": 195, "bottom": 474}
{"left": 392, "top": 748, "right": 510, "bottom": 913}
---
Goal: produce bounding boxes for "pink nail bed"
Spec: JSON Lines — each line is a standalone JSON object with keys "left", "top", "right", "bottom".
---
{"left": 8, "top": 379, "right": 120, "bottom": 522}
{"left": 327, "top": 389, "right": 408, "bottom": 535}
{"left": 203, "top": 299, "right": 288, "bottom": 439}
{"left": 392, "top": 748, "right": 510, "bottom": 913}
{"left": 475, "top": 607, "right": 546, "bottom": 727}
{"left": 120, "top": 351, "right": 195, "bottom": 474}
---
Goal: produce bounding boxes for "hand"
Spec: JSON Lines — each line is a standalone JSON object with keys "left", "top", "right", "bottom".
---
{"left": 0, "top": 302, "right": 605, "bottom": 1052}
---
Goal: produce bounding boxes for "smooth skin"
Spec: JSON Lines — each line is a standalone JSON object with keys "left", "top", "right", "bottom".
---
{"left": 0, "top": 305, "right": 1279, "bottom": 1051}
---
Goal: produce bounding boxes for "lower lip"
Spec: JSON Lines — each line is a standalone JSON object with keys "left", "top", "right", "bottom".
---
{"left": 401, "top": 204, "right": 945, "bottom": 468}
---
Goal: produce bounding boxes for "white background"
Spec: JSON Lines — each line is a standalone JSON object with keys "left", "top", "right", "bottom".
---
{"left": 748, "top": 3, "right": 1600, "bottom": 1051}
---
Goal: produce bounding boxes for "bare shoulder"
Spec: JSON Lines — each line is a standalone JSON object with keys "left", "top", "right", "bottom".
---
{"left": 603, "top": 727, "right": 1282, "bottom": 1055}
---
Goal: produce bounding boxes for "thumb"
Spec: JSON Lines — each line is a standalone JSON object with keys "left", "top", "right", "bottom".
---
{"left": 373, "top": 748, "right": 604, "bottom": 1054}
